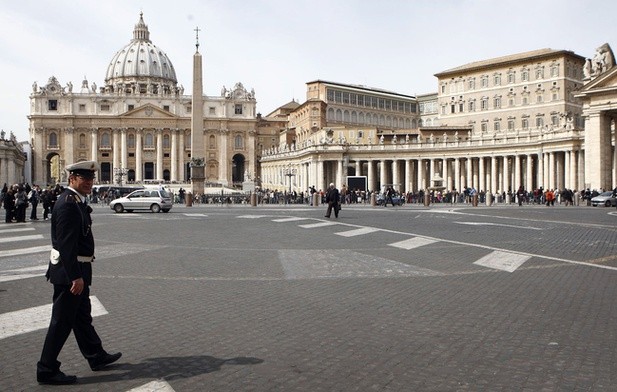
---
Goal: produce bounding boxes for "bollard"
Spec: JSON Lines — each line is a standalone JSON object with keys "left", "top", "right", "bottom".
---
{"left": 486, "top": 193, "right": 493, "bottom": 206}
{"left": 371, "top": 193, "right": 377, "bottom": 206}
{"left": 186, "top": 192, "right": 193, "bottom": 207}
{"left": 472, "top": 194, "right": 478, "bottom": 207}
{"left": 424, "top": 193, "right": 430, "bottom": 207}
{"left": 313, "top": 193, "right": 319, "bottom": 207}
{"left": 250, "top": 192, "right": 257, "bottom": 207}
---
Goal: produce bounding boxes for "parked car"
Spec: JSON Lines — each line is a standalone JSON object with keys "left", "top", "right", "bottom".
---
{"left": 109, "top": 188, "right": 173, "bottom": 213}
{"left": 590, "top": 191, "right": 617, "bottom": 207}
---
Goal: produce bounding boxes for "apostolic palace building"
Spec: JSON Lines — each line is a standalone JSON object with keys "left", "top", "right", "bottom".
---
{"left": 24, "top": 12, "right": 617, "bottom": 196}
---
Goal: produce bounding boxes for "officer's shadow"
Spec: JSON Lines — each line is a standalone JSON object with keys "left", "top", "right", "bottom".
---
{"left": 77, "top": 355, "right": 264, "bottom": 385}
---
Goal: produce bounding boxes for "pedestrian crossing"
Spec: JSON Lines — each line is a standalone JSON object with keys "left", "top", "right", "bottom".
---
{"left": 238, "top": 215, "right": 534, "bottom": 273}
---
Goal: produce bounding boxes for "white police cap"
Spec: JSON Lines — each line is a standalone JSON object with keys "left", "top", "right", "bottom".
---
{"left": 65, "top": 160, "right": 100, "bottom": 177}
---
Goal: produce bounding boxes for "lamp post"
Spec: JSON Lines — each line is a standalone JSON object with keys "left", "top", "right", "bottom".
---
{"left": 114, "top": 167, "right": 128, "bottom": 186}
{"left": 283, "top": 165, "right": 297, "bottom": 195}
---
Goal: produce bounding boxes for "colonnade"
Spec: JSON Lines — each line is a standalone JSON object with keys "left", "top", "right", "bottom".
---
{"left": 261, "top": 149, "right": 588, "bottom": 194}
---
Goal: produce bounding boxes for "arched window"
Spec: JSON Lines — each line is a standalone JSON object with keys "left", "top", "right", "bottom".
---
{"left": 359, "top": 112, "right": 365, "bottom": 124}
{"left": 351, "top": 111, "right": 358, "bottom": 123}
{"left": 209, "top": 135, "right": 216, "bottom": 149}
{"left": 101, "top": 132, "right": 110, "bottom": 147}
{"left": 163, "top": 134, "right": 170, "bottom": 149}
{"left": 235, "top": 135, "right": 244, "bottom": 149}
{"left": 327, "top": 108, "right": 335, "bottom": 120}
{"left": 128, "top": 134, "right": 135, "bottom": 148}
{"left": 343, "top": 110, "right": 350, "bottom": 122}
{"left": 336, "top": 109, "right": 343, "bottom": 122}
{"left": 49, "top": 132, "right": 58, "bottom": 147}
{"left": 79, "top": 133, "right": 86, "bottom": 148}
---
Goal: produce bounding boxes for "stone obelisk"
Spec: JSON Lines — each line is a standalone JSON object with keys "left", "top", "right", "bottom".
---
{"left": 190, "top": 26, "right": 205, "bottom": 195}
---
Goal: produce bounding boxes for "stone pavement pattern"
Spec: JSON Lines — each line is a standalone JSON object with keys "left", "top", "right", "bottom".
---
{"left": 0, "top": 203, "right": 616, "bottom": 390}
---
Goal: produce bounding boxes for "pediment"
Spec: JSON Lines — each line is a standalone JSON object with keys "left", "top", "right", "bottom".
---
{"left": 121, "top": 104, "right": 179, "bottom": 119}
{"left": 579, "top": 66, "right": 617, "bottom": 94}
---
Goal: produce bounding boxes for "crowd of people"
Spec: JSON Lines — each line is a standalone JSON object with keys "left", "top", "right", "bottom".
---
{"left": 1, "top": 183, "right": 64, "bottom": 223}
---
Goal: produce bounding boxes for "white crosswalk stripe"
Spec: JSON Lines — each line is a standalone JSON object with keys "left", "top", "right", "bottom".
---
{"left": 0, "top": 234, "right": 44, "bottom": 243}
{"left": 299, "top": 221, "right": 338, "bottom": 229}
{"left": 127, "top": 380, "right": 175, "bottom": 392}
{"left": 0, "top": 245, "right": 50, "bottom": 258}
{"left": 0, "top": 227, "right": 35, "bottom": 234}
{"left": 336, "top": 227, "right": 380, "bottom": 237}
{"left": 0, "top": 296, "right": 108, "bottom": 340}
{"left": 272, "top": 217, "right": 307, "bottom": 222}
{"left": 389, "top": 237, "right": 438, "bottom": 250}
{"left": 474, "top": 250, "right": 531, "bottom": 272}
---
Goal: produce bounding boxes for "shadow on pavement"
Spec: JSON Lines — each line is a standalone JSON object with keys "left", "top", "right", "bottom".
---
{"left": 76, "top": 355, "right": 264, "bottom": 385}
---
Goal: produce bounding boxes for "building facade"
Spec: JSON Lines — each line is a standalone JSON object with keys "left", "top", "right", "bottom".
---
{"left": 0, "top": 131, "right": 26, "bottom": 186}
{"left": 260, "top": 47, "right": 616, "bottom": 195}
{"left": 28, "top": 13, "right": 257, "bottom": 188}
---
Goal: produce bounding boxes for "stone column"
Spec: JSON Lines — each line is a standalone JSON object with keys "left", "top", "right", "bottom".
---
{"left": 336, "top": 159, "right": 344, "bottom": 188}
{"left": 479, "top": 157, "right": 485, "bottom": 192}
{"left": 156, "top": 129, "right": 164, "bottom": 180}
{"left": 355, "top": 160, "right": 362, "bottom": 176}
{"left": 504, "top": 156, "right": 511, "bottom": 193}
{"left": 367, "top": 160, "right": 376, "bottom": 192}
{"left": 489, "top": 156, "right": 496, "bottom": 194}
{"left": 584, "top": 112, "right": 612, "bottom": 190}
{"left": 120, "top": 128, "right": 127, "bottom": 169}
{"left": 404, "top": 159, "right": 411, "bottom": 193}
{"left": 136, "top": 130, "right": 143, "bottom": 182}
{"left": 379, "top": 160, "right": 387, "bottom": 191}
{"left": 453, "top": 158, "right": 460, "bottom": 193}
{"left": 514, "top": 155, "right": 521, "bottom": 189}
{"left": 63, "top": 127, "right": 74, "bottom": 166}
{"left": 219, "top": 129, "right": 229, "bottom": 185}
{"left": 548, "top": 152, "right": 555, "bottom": 190}
{"left": 466, "top": 158, "right": 472, "bottom": 189}
{"left": 90, "top": 128, "right": 98, "bottom": 163}
{"left": 392, "top": 160, "right": 400, "bottom": 191}
{"left": 112, "top": 129, "right": 120, "bottom": 180}
{"left": 564, "top": 151, "right": 571, "bottom": 190}
{"left": 418, "top": 159, "right": 425, "bottom": 191}
{"left": 526, "top": 154, "right": 533, "bottom": 191}
{"left": 538, "top": 151, "right": 544, "bottom": 190}
{"left": 178, "top": 131, "right": 185, "bottom": 182}
{"left": 171, "top": 128, "right": 178, "bottom": 182}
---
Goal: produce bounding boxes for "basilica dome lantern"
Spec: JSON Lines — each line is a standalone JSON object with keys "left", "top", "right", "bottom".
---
{"left": 105, "top": 12, "right": 178, "bottom": 96}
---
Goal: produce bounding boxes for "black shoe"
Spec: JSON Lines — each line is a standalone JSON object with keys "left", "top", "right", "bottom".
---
{"left": 91, "top": 352, "right": 122, "bottom": 371}
{"left": 37, "top": 371, "right": 77, "bottom": 385}
{"left": 324, "top": 215, "right": 330, "bottom": 218}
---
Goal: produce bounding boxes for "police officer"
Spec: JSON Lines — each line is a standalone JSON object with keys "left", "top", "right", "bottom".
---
{"left": 37, "top": 161, "right": 122, "bottom": 385}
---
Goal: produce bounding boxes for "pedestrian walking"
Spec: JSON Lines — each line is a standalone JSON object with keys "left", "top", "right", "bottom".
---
{"left": 37, "top": 160, "right": 122, "bottom": 385}
{"left": 324, "top": 183, "right": 340, "bottom": 218}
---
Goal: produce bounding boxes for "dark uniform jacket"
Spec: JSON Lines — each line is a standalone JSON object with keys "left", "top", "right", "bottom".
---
{"left": 46, "top": 188, "right": 94, "bottom": 286}
{"left": 325, "top": 187, "right": 340, "bottom": 204}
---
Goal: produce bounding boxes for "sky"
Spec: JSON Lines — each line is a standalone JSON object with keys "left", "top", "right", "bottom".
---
{"left": 1, "top": 0, "right": 616, "bottom": 142}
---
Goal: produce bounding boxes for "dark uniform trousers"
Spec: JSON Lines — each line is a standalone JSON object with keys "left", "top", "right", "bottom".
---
{"left": 37, "top": 283, "right": 103, "bottom": 375}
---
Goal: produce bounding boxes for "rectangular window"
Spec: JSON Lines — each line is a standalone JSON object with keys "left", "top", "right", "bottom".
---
{"left": 536, "top": 95, "right": 543, "bottom": 103}
{"left": 350, "top": 93, "right": 357, "bottom": 105}
{"left": 536, "top": 117, "right": 544, "bottom": 127}
{"left": 163, "top": 105, "right": 170, "bottom": 111}
{"left": 186, "top": 106, "right": 192, "bottom": 114}
{"left": 481, "top": 77, "right": 488, "bottom": 88}
{"left": 522, "top": 96, "right": 528, "bottom": 105}
{"left": 481, "top": 99, "right": 488, "bottom": 110}
{"left": 128, "top": 104, "right": 134, "bottom": 111}
{"left": 508, "top": 73, "right": 515, "bottom": 84}
{"left": 468, "top": 101, "right": 475, "bottom": 112}
{"left": 342, "top": 92, "right": 350, "bottom": 104}
{"left": 494, "top": 74, "right": 501, "bottom": 85}
{"left": 522, "top": 119, "right": 529, "bottom": 129}
{"left": 552, "top": 92, "right": 558, "bottom": 101}
{"left": 48, "top": 100, "right": 58, "bottom": 111}
{"left": 100, "top": 104, "right": 110, "bottom": 111}
{"left": 234, "top": 104, "right": 243, "bottom": 115}
{"left": 508, "top": 98, "right": 515, "bottom": 106}
{"left": 459, "top": 103, "right": 464, "bottom": 112}
{"left": 494, "top": 97, "right": 501, "bottom": 108}
{"left": 552, "top": 115, "right": 559, "bottom": 126}
{"left": 357, "top": 95, "right": 364, "bottom": 106}
{"left": 79, "top": 104, "right": 86, "bottom": 112}
{"left": 481, "top": 123, "right": 488, "bottom": 132}
{"left": 335, "top": 91, "right": 342, "bottom": 103}
{"left": 494, "top": 122, "right": 500, "bottom": 131}
{"left": 209, "top": 107, "right": 215, "bottom": 115}
{"left": 327, "top": 89, "right": 335, "bottom": 102}
{"left": 451, "top": 104, "right": 456, "bottom": 114}
{"left": 508, "top": 120, "right": 515, "bottom": 130}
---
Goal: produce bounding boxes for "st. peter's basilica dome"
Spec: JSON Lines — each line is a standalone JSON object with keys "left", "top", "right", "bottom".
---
{"left": 105, "top": 13, "right": 178, "bottom": 95}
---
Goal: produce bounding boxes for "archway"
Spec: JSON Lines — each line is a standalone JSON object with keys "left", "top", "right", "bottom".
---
{"left": 46, "top": 153, "right": 62, "bottom": 185}
{"left": 232, "top": 154, "right": 245, "bottom": 184}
